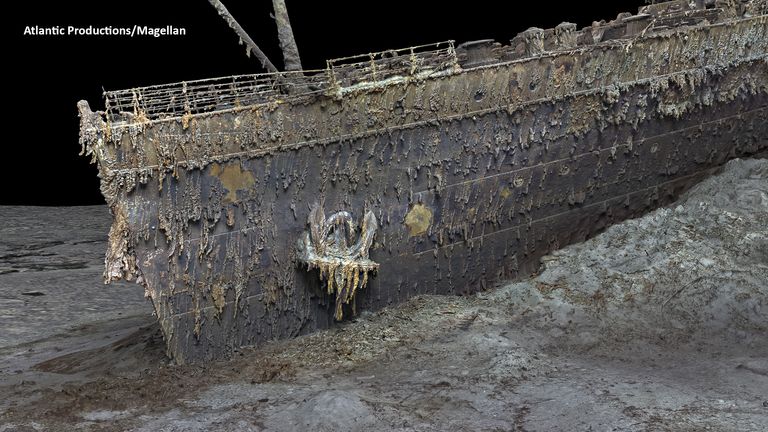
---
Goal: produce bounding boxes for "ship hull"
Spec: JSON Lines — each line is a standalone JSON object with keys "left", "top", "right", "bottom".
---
{"left": 80, "top": 8, "right": 768, "bottom": 362}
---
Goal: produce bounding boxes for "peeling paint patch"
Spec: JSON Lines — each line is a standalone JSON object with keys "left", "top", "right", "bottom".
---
{"left": 405, "top": 203, "right": 433, "bottom": 236}
{"left": 210, "top": 162, "right": 255, "bottom": 204}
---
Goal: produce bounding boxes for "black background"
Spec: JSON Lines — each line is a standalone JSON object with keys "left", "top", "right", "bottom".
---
{"left": 5, "top": 0, "right": 647, "bottom": 206}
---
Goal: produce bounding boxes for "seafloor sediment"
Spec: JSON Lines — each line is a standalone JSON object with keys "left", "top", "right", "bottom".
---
{"left": 0, "top": 157, "right": 766, "bottom": 431}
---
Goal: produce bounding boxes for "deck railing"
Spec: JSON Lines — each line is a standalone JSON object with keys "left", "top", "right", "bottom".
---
{"left": 103, "top": 41, "right": 458, "bottom": 121}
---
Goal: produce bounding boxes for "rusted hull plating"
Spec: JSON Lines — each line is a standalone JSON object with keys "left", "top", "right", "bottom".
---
{"left": 79, "top": 2, "right": 768, "bottom": 362}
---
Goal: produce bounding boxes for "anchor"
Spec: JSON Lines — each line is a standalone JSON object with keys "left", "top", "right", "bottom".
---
{"left": 297, "top": 203, "right": 379, "bottom": 320}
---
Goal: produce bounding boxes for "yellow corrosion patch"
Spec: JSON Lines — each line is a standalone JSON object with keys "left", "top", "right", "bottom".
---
{"left": 500, "top": 187, "right": 512, "bottom": 200}
{"left": 211, "top": 283, "right": 226, "bottom": 315}
{"left": 405, "top": 203, "right": 433, "bottom": 237}
{"left": 210, "top": 162, "right": 255, "bottom": 203}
